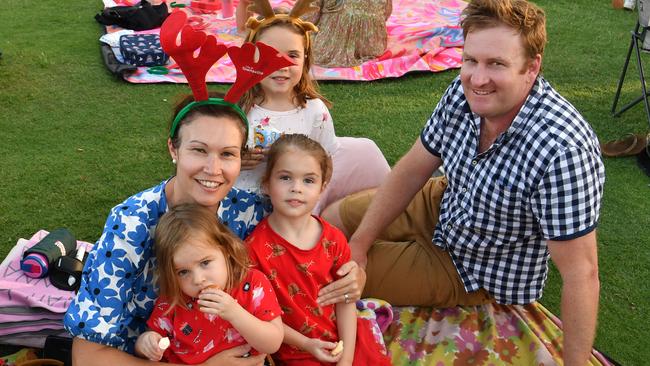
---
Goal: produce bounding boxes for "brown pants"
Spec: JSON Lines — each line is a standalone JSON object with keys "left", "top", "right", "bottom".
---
{"left": 340, "top": 176, "right": 492, "bottom": 307}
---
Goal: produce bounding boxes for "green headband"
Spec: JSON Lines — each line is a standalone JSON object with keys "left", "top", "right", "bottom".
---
{"left": 170, "top": 99, "right": 249, "bottom": 139}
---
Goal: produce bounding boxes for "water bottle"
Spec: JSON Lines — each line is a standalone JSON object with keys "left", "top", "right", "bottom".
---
{"left": 221, "top": 0, "right": 233, "bottom": 18}
{"left": 21, "top": 228, "right": 76, "bottom": 278}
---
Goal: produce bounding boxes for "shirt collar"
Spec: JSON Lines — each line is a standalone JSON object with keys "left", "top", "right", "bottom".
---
{"left": 460, "top": 76, "right": 546, "bottom": 141}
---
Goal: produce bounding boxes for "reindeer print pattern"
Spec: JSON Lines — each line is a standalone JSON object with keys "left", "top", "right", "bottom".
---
{"left": 246, "top": 216, "right": 353, "bottom": 361}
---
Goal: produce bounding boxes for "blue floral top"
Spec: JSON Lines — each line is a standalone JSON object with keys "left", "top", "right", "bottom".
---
{"left": 63, "top": 179, "right": 270, "bottom": 353}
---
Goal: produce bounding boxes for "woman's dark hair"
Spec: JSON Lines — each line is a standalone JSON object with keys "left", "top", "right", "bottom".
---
{"left": 169, "top": 91, "right": 248, "bottom": 150}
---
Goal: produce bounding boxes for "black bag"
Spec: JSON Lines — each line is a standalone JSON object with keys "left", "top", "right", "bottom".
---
{"left": 95, "top": 0, "right": 169, "bottom": 31}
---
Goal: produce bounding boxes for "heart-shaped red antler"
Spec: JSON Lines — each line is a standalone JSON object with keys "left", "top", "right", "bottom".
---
{"left": 224, "top": 41, "right": 295, "bottom": 103}
{"left": 160, "top": 10, "right": 228, "bottom": 101}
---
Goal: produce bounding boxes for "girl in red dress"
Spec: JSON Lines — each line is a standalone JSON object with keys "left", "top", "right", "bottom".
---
{"left": 246, "top": 134, "right": 391, "bottom": 366}
{"left": 135, "top": 204, "right": 283, "bottom": 364}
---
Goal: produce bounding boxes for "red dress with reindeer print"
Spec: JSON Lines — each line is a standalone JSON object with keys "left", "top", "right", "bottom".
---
{"left": 247, "top": 216, "right": 390, "bottom": 366}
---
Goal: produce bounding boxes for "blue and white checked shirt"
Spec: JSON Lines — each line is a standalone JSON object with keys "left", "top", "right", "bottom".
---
{"left": 421, "top": 76, "right": 605, "bottom": 304}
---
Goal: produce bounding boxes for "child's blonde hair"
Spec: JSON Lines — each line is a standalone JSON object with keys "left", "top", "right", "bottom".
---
{"left": 239, "top": 8, "right": 331, "bottom": 112}
{"left": 262, "top": 134, "right": 333, "bottom": 188}
{"left": 154, "top": 204, "right": 250, "bottom": 310}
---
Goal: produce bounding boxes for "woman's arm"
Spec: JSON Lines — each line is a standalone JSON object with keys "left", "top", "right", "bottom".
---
{"left": 73, "top": 337, "right": 171, "bottom": 366}
{"left": 334, "top": 302, "right": 357, "bottom": 366}
{"left": 73, "top": 337, "right": 267, "bottom": 366}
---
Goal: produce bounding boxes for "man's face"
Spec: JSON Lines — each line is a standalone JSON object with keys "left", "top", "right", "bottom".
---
{"left": 460, "top": 25, "right": 541, "bottom": 125}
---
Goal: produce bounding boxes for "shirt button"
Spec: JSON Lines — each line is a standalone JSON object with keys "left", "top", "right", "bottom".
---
{"left": 447, "top": 224, "right": 452, "bottom": 230}
{"left": 472, "top": 160, "right": 477, "bottom": 166}
{"left": 462, "top": 188, "right": 468, "bottom": 193}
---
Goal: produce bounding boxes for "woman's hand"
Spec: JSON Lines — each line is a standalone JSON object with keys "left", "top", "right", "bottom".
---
{"left": 134, "top": 331, "right": 164, "bottom": 361}
{"left": 317, "top": 261, "right": 366, "bottom": 306}
{"left": 302, "top": 338, "right": 342, "bottom": 364}
{"left": 202, "top": 345, "right": 267, "bottom": 366}
{"left": 241, "top": 147, "right": 265, "bottom": 170}
{"left": 198, "top": 288, "right": 242, "bottom": 322}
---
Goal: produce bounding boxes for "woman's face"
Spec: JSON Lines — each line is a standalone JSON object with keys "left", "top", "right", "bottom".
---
{"left": 168, "top": 115, "right": 243, "bottom": 212}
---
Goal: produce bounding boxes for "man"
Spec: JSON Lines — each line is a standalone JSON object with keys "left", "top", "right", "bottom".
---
{"left": 321, "top": 0, "right": 605, "bottom": 365}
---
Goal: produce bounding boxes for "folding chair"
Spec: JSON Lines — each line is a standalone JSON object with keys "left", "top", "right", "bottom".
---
{"left": 612, "top": 0, "right": 650, "bottom": 129}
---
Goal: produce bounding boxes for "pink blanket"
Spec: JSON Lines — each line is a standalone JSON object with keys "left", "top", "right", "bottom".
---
{"left": 0, "top": 231, "right": 93, "bottom": 314}
{"left": 105, "top": 0, "right": 466, "bottom": 83}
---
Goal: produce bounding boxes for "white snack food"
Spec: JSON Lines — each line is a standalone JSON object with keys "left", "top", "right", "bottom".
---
{"left": 158, "top": 337, "right": 170, "bottom": 350}
{"left": 331, "top": 340, "right": 344, "bottom": 356}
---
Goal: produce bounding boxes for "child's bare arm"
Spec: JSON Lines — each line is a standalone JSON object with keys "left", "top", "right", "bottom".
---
{"left": 229, "top": 313, "right": 284, "bottom": 354}
{"left": 198, "top": 288, "right": 283, "bottom": 354}
{"left": 335, "top": 302, "right": 357, "bottom": 366}
{"left": 283, "top": 325, "right": 341, "bottom": 363}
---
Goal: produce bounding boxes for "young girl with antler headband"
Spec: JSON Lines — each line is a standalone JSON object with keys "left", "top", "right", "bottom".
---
{"left": 63, "top": 10, "right": 293, "bottom": 366}
{"left": 234, "top": 0, "right": 391, "bottom": 215}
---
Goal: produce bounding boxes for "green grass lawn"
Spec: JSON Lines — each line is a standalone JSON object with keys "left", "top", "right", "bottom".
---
{"left": 1, "top": 0, "right": 649, "bottom": 364}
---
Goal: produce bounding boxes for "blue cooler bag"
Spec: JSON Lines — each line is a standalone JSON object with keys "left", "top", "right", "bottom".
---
{"left": 119, "top": 34, "right": 169, "bottom": 66}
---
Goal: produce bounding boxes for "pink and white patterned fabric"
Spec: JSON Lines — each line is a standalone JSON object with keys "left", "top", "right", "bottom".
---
{"left": 103, "top": 0, "right": 467, "bottom": 83}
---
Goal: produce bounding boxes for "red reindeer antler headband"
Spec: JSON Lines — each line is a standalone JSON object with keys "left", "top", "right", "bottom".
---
{"left": 161, "top": 10, "right": 295, "bottom": 138}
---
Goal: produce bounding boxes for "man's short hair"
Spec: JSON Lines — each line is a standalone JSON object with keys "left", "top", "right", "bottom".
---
{"left": 460, "top": 0, "right": 546, "bottom": 60}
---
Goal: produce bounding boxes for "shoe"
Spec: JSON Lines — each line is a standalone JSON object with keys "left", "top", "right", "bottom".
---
{"left": 600, "top": 133, "right": 648, "bottom": 157}
{"left": 624, "top": 0, "right": 635, "bottom": 10}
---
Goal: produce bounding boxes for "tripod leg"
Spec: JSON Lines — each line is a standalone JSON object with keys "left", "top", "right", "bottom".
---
{"left": 612, "top": 31, "right": 637, "bottom": 115}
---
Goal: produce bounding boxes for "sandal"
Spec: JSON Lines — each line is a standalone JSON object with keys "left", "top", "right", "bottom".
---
{"left": 600, "top": 133, "right": 648, "bottom": 157}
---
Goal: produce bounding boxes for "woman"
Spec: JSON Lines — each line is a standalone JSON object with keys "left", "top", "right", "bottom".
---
{"left": 63, "top": 92, "right": 363, "bottom": 366}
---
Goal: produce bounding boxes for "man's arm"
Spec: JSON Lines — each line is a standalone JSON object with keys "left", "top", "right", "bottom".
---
{"left": 348, "top": 138, "right": 442, "bottom": 268}
{"left": 547, "top": 230, "right": 600, "bottom": 366}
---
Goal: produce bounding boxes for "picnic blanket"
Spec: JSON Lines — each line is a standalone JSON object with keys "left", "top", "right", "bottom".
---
{"left": 385, "top": 303, "right": 615, "bottom": 365}
{"left": 0, "top": 231, "right": 93, "bottom": 349}
{"left": 101, "top": 0, "right": 466, "bottom": 83}
{"left": 0, "top": 232, "right": 616, "bottom": 365}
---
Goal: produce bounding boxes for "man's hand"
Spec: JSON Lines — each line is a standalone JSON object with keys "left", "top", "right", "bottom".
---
{"left": 317, "top": 261, "right": 366, "bottom": 306}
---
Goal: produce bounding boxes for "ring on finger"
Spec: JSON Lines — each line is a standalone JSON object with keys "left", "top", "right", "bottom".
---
{"left": 344, "top": 293, "right": 350, "bottom": 304}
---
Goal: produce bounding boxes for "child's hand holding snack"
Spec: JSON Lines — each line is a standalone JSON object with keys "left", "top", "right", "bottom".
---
{"left": 134, "top": 330, "right": 166, "bottom": 361}
{"left": 198, "top": 285, "right": 242, "bottom": 322}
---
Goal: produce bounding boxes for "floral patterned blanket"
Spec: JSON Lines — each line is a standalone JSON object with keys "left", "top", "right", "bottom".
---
{"left": 358, "top": 299, "right": 614, "bottom": 366}
{"left": 101, "top": 0, "right": 466, "bottom": 82}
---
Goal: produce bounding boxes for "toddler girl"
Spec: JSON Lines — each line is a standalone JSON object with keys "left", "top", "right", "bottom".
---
{"left": 135, "top": 204, "right": 283, "bottom": 364}
{"left": 246, "top": 134, "right": 391, "bottom": 365}
{"left": 235, "top": 0, "right": 391, "bottom": 214}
